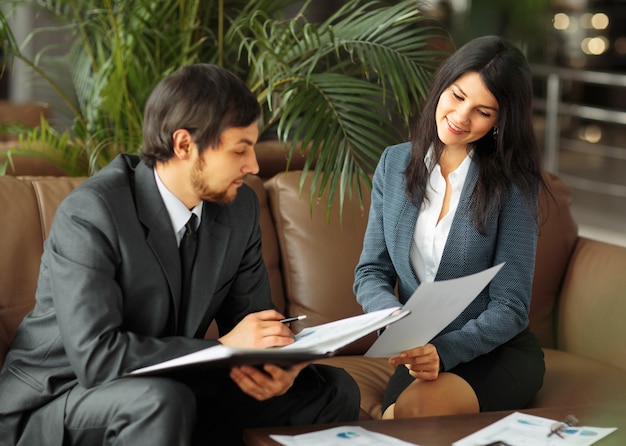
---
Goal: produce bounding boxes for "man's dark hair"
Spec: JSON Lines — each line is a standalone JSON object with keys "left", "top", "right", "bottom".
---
{"left": 141, "top": 64, "right": 261, "bottom": 167}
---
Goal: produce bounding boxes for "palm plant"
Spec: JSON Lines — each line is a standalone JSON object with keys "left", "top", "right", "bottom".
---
{"left": 0, "top": 0, "right": 450, "bottom": 214}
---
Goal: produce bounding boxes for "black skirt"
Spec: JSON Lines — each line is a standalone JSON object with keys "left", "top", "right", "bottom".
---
{"left": 381, "top": 327, "right": 545, "bottom": 413}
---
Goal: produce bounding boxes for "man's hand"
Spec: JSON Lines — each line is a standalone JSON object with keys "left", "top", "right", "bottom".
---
{"left": 218, "top": 309, "right": 295, "bottom": 348}
{"left": 389, "top": 343, "right": 440, "bottom": 380}
{"left": 218, "top": 310, "right": 310, "bottom": 399}
{"left": 230, "top": 362, "right": 309, "bottom": 401}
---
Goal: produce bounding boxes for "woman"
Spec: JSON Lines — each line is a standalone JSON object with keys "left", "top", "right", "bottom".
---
{"left": 354, "top": 35, "right": 546, "bottom": 419}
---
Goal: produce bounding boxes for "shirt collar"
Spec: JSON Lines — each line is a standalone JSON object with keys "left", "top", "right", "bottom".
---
{"left": 449, "top": 150, "right": 474, "bottom": 189}
{"left": 423, "top": 146, "right": 474, "bottom": 177}
{"left": 153, "top": 169, "right": 203, "bottom": 236}
{"left": 424, "top": 146, "right": 435, "bottom": 172}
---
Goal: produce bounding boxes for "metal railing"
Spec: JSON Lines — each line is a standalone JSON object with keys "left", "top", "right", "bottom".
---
{"left": 531, "top": 64, "right": 626, "bottom": 198}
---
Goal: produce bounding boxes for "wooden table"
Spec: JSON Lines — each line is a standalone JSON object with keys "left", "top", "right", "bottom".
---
{"left": 244, "top": 405, "right": 626, "bottom": 445}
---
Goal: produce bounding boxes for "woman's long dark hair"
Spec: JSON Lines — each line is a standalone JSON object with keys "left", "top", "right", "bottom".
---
{"left": 404, "top": 35, "right": 545, "bottom": 233}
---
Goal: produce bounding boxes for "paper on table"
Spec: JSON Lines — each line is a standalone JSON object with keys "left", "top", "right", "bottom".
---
{"left": 452, "top": 411, "right": 617, "bottom": 446}
{"left": 365, "top": 262, "right": 504, "bottom": 358}
{"left": 270, "top": 425, "right": 418, "bottom": 446}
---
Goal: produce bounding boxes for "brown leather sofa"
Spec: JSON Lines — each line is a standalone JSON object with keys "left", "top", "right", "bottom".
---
{"left": 1, "top": 147, "right": 626, "bottom": 421}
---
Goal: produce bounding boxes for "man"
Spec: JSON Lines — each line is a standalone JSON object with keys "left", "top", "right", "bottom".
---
{"left": 0, "top": 64, "right": 360, "bottom": 445}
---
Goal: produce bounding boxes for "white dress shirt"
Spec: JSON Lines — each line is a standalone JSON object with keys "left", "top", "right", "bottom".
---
{"left": 154, "top": 169, "right": 202, "bottom": 246}
{"left": 410, "top": 149, "right": 473, "bottom": 282}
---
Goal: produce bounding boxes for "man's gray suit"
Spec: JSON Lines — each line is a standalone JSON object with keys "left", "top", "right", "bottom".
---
{"left": 0, "top": 154, "right": 357, "bottom": 444}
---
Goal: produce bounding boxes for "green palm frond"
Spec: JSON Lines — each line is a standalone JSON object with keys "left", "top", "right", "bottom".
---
{"left": 66, "top": 0, "right": 209, "bottom": 168}
{"left": 327, "top": 2, "right": 445, "bottom": 116}
{"left": 232, "top": 0, "right": 449, "bottom": 217}
{"left": 1, "top": 0, "right": 450, "bottom": 218}
{"left": 0, "top": 10, "right": 18, "bottom": 81}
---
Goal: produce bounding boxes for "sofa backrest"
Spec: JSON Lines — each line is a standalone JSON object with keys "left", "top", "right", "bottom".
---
{"left": 530, "top": 172, "right": 579, "bottom": 348}
{"left": 266, "top": 170, "right": 580, "bottom": 354}
{"left": 0, "top": 176, "right": 86, "bottom": 368}
{"left": 0, "top": 168, "right": 582, "bottom": 367}
{"left": 265, "top": 171, "right": 373, "bottom": 354}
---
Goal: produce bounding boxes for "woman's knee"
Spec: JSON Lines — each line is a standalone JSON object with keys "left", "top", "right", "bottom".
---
{"left": 394, "top": 374, "right": 479, "bottom": 418}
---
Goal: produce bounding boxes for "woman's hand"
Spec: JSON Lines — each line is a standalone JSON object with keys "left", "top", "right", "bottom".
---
{"left": 230, "top": 362, "right": 309, "bottom": 400}
{"left": 389, "top": 343, "right": 440, "bottom": 380}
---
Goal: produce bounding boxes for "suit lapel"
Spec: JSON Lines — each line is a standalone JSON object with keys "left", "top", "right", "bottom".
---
{"left": 395, "top": 196, "right": 420, "bottom": 291}
{"left": 133, "top": 162, "right": 182, "bottom": 324}
{"left": 132, "top": 161, "right": 233, "bottom": 338}
{"left": 437, "top": 162, "right": 479, "bottom": 280}
{"left": 397, "top": 161, "right": 479, "bottom": 286}
{"left": 183, "top": 203, "right": 231, "bottom": 338}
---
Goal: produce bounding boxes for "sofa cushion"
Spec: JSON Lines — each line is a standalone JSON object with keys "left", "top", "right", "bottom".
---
{"left": 556, "top": 237, "right": 626, "bottom": 372}
{"left": 529, "top": 348, "right": 626, "bottom": 407}
{"left": 530, "top": 172, "right": 578, "bottom": 348}
{"left": 320, "top": 347, "right": 626, "bottom": 420}
{"left": 265, "top": 170, "right": 373, "bottom": 354}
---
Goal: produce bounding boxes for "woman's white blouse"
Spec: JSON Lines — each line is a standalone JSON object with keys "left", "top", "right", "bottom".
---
{"left": 410, "top": 150, "right": 473, "bottom": 283}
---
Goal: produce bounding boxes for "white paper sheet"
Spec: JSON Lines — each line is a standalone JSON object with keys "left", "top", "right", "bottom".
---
{"left": 283, "top": 307, "right": 407, "bottom": 352}
{"left": 365, "top": 263, "right": 504, "bottom": 357}
{"left": 270, "top": 426, "right": 418, "bottom": 446}
{"left": 129, "top": 307, "right": 410, "bottom": 375}
{"left": 452, "top": 411, "right": 617, "bottom": 446}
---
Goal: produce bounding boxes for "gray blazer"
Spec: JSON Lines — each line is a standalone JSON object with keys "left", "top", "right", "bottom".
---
{"left": 354, "top": 142, "right": 538, "bottom": 371}
{"left": 0, "top": 154, "right": 273, "bottom": 443}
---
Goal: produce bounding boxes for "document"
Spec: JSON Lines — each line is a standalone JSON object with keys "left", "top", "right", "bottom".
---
{"left": 452, "top": 411, "right": 617, "bottom": 446}
{"left": 365, "top": 263, "right": 504, "bottom": 358}
{"left": 129, "top": 307, "right": 410, "bottom": 376}
{"left": 270, "top": 426, "right": 417, "bottom": 446}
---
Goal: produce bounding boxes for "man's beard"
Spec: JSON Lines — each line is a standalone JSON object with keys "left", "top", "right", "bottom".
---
{"left": 190, "top": 156, "right": 237, "bottom": 204}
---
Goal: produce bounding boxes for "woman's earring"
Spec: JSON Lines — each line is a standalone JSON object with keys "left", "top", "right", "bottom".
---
{"left": 493, "top": 127, "right": 499, "bottom": 139}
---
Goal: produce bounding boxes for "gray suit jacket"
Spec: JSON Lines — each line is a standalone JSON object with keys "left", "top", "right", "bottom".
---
{"left": 354, "top": 142, "right": 539, "bottom": 371}
{"left": 0, "top": 154, "right": 273, "bottom": 443}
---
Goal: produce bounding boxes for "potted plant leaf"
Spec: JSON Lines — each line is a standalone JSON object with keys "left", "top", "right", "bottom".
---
{"left": 0, "top": 0, "right": 450, "bottom": 214}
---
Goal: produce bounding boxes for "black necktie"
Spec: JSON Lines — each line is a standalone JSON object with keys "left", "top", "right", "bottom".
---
{"left": 178, "top": 214, "right": 198, "bottom": 332}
